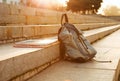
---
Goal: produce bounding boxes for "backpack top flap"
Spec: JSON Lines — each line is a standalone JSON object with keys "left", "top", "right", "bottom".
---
{"left": 60, "top": 14, "right": 83, "bottom": 35}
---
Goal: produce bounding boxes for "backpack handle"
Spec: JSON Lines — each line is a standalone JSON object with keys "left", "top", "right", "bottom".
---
{"left": 61, "top": 14, "right": 69, "bottom": 25}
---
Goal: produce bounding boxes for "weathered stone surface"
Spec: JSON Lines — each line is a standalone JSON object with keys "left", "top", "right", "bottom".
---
{"left": 76, "top": 23, "right": 118, "bottom": 30}
{"left": 40, "top": 16, "right": 60, "bottom": 24}
{"left": 34, "top": 26, "right": 40, "bottom": 36}
{"left": 26, "top": 15, "right": 61, "bottom": 24}
{"left": 0, "top": 27, "right": 7, "bottom": 40}
{"left": 0, "top": 3, "right": 119, "bottom": 25}
{"left": 26, "top": 16, "right": 41, "bottom": 25}
{"left": 27, "top": 61, "right": 115, "bottom": 81}
{"left": 36, "top": 9, "right": 58, "bottom": 16}
{"left": 10, "top": 5, "right": 19, "bottom": 15}
{"left": 0, "top": 43, "right": 60, "bottom": 81}
{"left": 11, "top": 27, "right": 23, "bottom": 38}
{"left": 0, "top": 24, "right": 119, "bottom": 44}
{"left": 39, "top": 25, "right": 60, "bottom": 35}
{"left": 0, "top": 3, "right": 10, "bottom": 15}
{"left": 6, "top": 27, "right": 12, "bottom": 39}
{"left": 19, "top": 6, "right": 36, "bottom": 16}
{"left": 0, "top": 15, "right": 26, "bottom": 24}
{"left": 36, "top": 9, "right": 49, "bottom": 16}
{"left": 23, "top": 26, "right": 35, "bottom": 38}
{"left": 33, "top": 25, "right": 60, "bottom": 37}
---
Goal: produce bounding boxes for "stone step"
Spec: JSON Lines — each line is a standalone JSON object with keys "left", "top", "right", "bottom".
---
{"left": 67, "top": 14, "right": 119, "bottom": 24}
{"left": 28, "top": 29, "right": 120, "bottom": 81}
{"left": 0, "top": 25, "right": 120, "bottom": 81}
{"left": 0, "top": 23, "right": 119, "bottom": 44}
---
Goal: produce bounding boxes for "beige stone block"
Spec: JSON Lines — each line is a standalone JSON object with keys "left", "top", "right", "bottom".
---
{"left": 36, "top": 9, "right": 58, "bottom": 17}
{"left": 34, "top": 26, "right": 41, "bottom": 36}
{"left": 0, "top": 3, "right": 10, "bottom": 15}
{"left": 87, "top": 23, "right": 118, "bottom": 29}
{"left": 19, "top": 6, "right": 36, "bottom": 16}
{"left": 69, "top": 18, "right": 82, "bottom": 24}
{"left": 6, "top": 27, "right": 12, "bottom": 39}
{"left": 36, "top": 9, "right": 46, "bottom": 16}
{"left": 0, "top": 42, "right": 59, "bottom": 81}
{"left": 88, "top": 24, "right": 99, "bottom": 30}
{"left": 86, "top": 34, "right": 98, "bottom": 43}
{"left": 0, "top": 58, "right": 15, "bottom": 81}
{"left": 0, "top": 27, "right": 12, "bottom": 41}
{"left": 10, "top": 5, "right": 19, "bottom": 15}
{"left": 36, "top": 9, "right": 61, "bottom": 24}
{"left": 0, "top": 27, "right": 7, "bottom": 40}
{"left": 26, "top": 15, "right": 60, "bottom": 24}
{"left": 17, "top": 15, "right": 26, "bottom": 24}
{"left": 75, "top": 24, "right": 89, "bottom": 30}
{"left": 0, "top": 26, "right": 23, "bottom": 41}
{"left": 40, "top": 16, "right": 60, "bottom": 24}
{"left": 11, "top": 27, "right": 23, "bottom": 38}
{"left": 26, "top": 16, "right": 41, "bottom": 24}
{"left": 40, "top": 25, "right": 60, "bottom": 35}
{"left": 0, "top": 15, "right": 4, "bottom": 25}
{"left": 23, "top": 26, "right": 35, "bottom": 38}
{"left": 0, "top": 27, "right": 6, "bottom": 40}
{"left": 0, "top": 15, "right": 26, "bottom": 24}
{"left": 0, "top": 15, "right": 9, "bottom": 24}
{"left": 21, "top": 44, "right": 59, "bottom": 72}
{"left": 29, "top": 25, "right": 60, "bottom": 37}
{"left": 98, "top": 31, "right": 107, "bottom": 39}
{"left": 44, "top": 11, "right": 58, "bottom": 17}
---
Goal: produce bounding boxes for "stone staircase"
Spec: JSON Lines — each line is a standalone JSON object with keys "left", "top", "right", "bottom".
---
{"left": 1, "top": 3, "right": 120, "bottom": 81}
{"left": 0, "top": 23, "right": 120, "bottom": 81}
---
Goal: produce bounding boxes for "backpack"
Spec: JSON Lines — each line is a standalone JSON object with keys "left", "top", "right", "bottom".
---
{"left": 58, "top": 14, "right": 97, "bottom": 63}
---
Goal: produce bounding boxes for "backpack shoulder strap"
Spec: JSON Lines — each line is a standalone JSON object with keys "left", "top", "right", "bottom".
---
{"left": 61, "top": 13, "right": 82, "bottom": 35}
{"left": 61, "top": 14, "right": 69, "bottom": 25}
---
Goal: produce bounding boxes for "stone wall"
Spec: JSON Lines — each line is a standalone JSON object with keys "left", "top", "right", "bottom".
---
{"left": 0, "top": 3, "right": 63, "bottom": 25}
{"left": 0, "top": 3, "right": 119, "bottom": 44}
{"left": 0, "top": 3, "right": 117, "bottom": 25}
